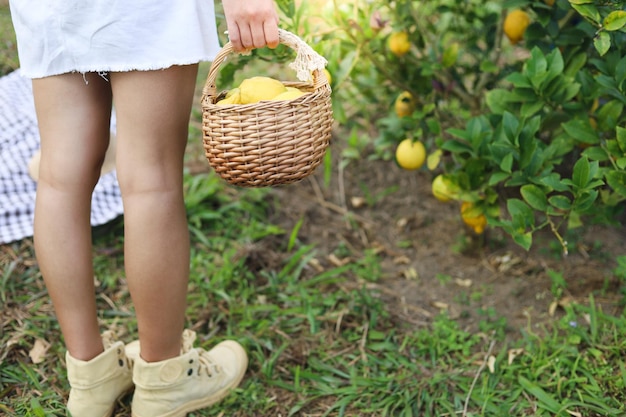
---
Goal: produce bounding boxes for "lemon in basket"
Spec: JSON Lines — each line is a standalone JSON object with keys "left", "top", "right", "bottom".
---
{"left": 239, "top": 76, "right": 287, "bottom": 104}
{"left": 271, "top": 89, "right": 306, "bottom": 101}
{"left": 216, "top": 88, "right": 241, "bottom": 105}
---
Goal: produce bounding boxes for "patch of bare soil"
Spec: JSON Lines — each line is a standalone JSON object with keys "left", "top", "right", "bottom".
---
{"left": 265, "top": 136, "right": 626, "bottom": 337}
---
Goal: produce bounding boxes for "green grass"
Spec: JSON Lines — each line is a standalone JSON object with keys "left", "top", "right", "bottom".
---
{"left": 3, "top": 170, "right": 626, "bottom": 416}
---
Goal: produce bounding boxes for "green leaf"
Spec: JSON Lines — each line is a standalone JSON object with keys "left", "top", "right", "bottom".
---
{"left": 574, "top": 190, "right": 599, "bottom": 211}
{"left": 571, "top": 3, "right": 601, "bottom": 23}
{"left": 582, "top": 146, "right": 610, "bottom": 162}
{"left": 507, "top": 198, "right": 535, "bottom": 227}
{"left": 594, "top": 31, "right": 611, "bottom": 56}
{"left": 597, "top": 100, "right": 623, "bottom": 130}
{"left": 604, "top": 11, "right": 626, "bottom": 31}
{"left": 500, "top": 153, "right": 514, "bottom": 173}
{"left": 525, "top": 48, "right": 549, "bottom": 90}
{"left": 606, "top": 138, "right": 623, "bottom": 157}
{"left": 549, "top": 195, "right": 572, "bottom": 210}
{"left": 510, "top": 88, "right": 540, "bottom": 102}
{"left": 572, "top": 157, "right": 591, "bottom": 189}
{"left": 489, "top": 172, "right": 510, "bottom": 185}
{"left": 564, "top": 52, "right": 587, "bottom": 78}
{"left": 447, "top": 127, "right": 469, "bottom": 141}
{"left": 502, "top": 112, "right": 519, "bottom": 142}
{"left": 480, "top": 60, "right": 499, "bottom": 73}
{"left": 513, "top": 231, "right": 533, "bottom": 251}
{"left": 506, "top": 72, "right": 532, "bottom": 88}
{"left": 441, "top": 139, "right": 473, "bottom": 154}
{"left": 568, "top": 210, "right": 584, "bottom": 229}
{"left": 561, "top": 119, "right": 599, "bottom": 145}
{"left": 521, "top": 184, "right": 548, "bottom": 211}
{"left": 540, "top": 173, "right": 570, "bottom": 192}
{"left": 606, "top": 171, "right": 626, "bottom": 197}
{"left": 616, "top": 127, "right": 626, "bottom": 152}
{"left": 486, "top": 89, "right": 514, "bottom": 114}
{"left": 521, "top": 101, "right": 544, "bottom": 117}
{"left": 545, "top": 49, "right": 565, "bottom": 85}
{"left": 442, "top": 42, "right": 459, "bottom": 68}
{"left": 616, "top": 55, "right": 626, "bottom": 87}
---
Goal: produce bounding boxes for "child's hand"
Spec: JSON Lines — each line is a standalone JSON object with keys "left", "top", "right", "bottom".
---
{"left": 222, "top": 0, "right": 279, "bottom": 52}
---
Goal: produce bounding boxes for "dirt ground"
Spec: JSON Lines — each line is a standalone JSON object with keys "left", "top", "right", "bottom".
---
{"left": 257, "top": 133, "right": 626, "bottom": 338}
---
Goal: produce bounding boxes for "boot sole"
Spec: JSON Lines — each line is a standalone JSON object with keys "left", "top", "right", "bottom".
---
{"left": 132, "top": 341, "right": 249, "bottom": 417}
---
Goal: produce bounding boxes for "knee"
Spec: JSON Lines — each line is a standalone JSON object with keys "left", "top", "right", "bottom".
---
{"left": 116, "top": 164, "right": 183, "bottom": 198}
{"left": 36, "top": 153, "right": 104, "bottom": 193}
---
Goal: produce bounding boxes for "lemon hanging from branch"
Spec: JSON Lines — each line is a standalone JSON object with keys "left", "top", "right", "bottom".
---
{"left": 504, "top": 10, "right": 530, "bottom": 45}
{"left": 396, "top": 139, "right": 426, "bottom": 171}
{"left": 394, "top": 91, "right": 415, "bottom": 118}
{"left": 431, "top": 174, "right": 459, "bottom": 203}
{"left": 388, "top": 31, "right": 411, "bottom": 57}
{"left": 461, "top": 202, "right": 487, "bottom": 234}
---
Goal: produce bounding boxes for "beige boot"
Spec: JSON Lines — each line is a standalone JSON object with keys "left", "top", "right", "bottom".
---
{"left": 130, "top": 329, "right": 248, "bottom": 417}
{"left": 66, "top": 331, "right": 134, "bottom": 417}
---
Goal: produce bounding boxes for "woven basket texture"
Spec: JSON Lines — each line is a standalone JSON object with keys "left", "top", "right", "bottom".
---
{"left": 201, "top": 30, "right": 333, "bottom": 187}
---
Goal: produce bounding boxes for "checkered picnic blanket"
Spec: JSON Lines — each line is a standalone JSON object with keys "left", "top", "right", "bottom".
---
{"left": 0, "top": 69, "right": 123, "bottom": 245}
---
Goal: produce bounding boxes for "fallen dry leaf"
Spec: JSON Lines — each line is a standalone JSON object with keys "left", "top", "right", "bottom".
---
{"left": 549, "top": 300, "right": 558, "bottom": 317}
{"left": 508, "top": 348, "right": 524, "bottom": 365}
{"left": 327, "top": 253, "right": 350, "bottom": 267}
{"left": 402, "top": 267, "right": 419, "bottom": 280}
{"left": 393, "top": 255, "right": 410, "bottom": 265}
{"left": 432, "top": 301, "right": 449, "bottom": 310}
{"left": 454, "top": 278, "right": 472, "bottom": 288}
{"left": 487, "top": 355, "right": 496, "bottom": 374}
{"left": 29, "top": 338, "right": 51, "bottom": 364}
{"left": 350, "top": 196, "right": 366, "bottom": 209}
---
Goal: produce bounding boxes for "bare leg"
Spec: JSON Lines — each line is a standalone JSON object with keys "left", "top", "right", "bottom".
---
{"left": 32, "top": 73, "right": 113, "bottom": 361}
{"left": 110, "top": 65, "right": 197, "bottom": 362}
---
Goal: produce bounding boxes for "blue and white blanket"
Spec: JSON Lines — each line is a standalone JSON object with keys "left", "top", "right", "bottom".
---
{"left": 0, "top": 69, "right": 123, "bottom": 244}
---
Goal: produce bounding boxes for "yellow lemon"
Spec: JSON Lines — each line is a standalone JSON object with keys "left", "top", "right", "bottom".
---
{"left": 271, "top": 90, "right": 306, "bottom": 101}
{"left": 238, "top": 76, "right": 287, "bottom": 104}
{"left": 503, "top": 10, "right": 530, "bottom": 45}
{"left": 216, "top": 89, "right": 241, "bottom": 105}
{"left": 461, "top": 202, "right": 487, "bottom": 234}
{"left": 432, "top": 174, "right": 458, "bottom": 202}
{"left": 394, "top": 91, "right": 415, "bottom": 118}
{"left": 225, "top": 87, "right": 240, "bottom": 99}
{"left": 388, "top": 31, "right": 411, "bottom": 57}
{"left": 396, "top": 139, "right": 426, "bottom": 170}
{"left": 323, "top": 68, "right": 332, "bottom": 85}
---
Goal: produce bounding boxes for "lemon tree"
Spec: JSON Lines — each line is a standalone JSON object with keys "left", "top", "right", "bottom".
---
{"left": 291, "top": 0, "right": 626, "bottom": 251}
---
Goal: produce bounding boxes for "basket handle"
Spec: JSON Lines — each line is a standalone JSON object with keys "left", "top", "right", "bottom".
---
{"left": 202, "top": 28, "right": 328, "bottom": 99}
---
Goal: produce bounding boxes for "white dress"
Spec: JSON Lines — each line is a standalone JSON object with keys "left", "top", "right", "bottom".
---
{"left": 9, "top": 0, "right": 221, "bottom": 79}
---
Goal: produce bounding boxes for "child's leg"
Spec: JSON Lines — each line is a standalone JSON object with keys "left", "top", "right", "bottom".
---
{"left": 32, "top": 73, "right": 113, "bottom": 361}
{"left": 109, "top": 65, "right": 197, "bottom": 362}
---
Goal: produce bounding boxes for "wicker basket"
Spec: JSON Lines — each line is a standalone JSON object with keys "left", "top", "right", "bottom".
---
{"left": 201, "top": 29, "right": 333, "bottom": 187}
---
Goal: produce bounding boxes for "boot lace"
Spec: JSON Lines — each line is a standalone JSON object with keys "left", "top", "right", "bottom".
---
{"left": 181, "top": 329, "right": 222, "bottom": 378}
{"left": 102, "top": 330, "right": 133, "bottom": 370}
{"left": 197, "top": 352, "right": 221, "bottom": 378}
